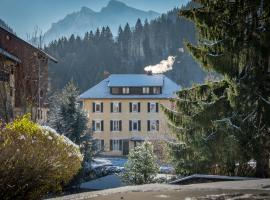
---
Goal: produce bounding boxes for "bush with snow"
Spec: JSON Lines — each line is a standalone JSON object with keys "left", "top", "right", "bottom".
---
{"left": 122, "top": 142, "right": 159, "bottom": 185}
{"left": 0, "top": 115, "right": 82, "bottom": 199}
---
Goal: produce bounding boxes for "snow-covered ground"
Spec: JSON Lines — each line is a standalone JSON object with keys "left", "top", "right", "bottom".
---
{"left": 79, "top": 157, "right": 176, "bottom": 190}
{"left": 80, "top": 174, "right": 126, "bottom": 190}
{"left": 91, "top": 157, "right": 175, "bottom": 173}
{"left": 91, "top": 157, "right": 127, "bottom": 169}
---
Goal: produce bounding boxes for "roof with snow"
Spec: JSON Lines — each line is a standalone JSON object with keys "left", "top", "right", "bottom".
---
{"left": 79, "top": 74, "right": 181, "bottom": 99}
{"left": 108, "top": 74, "right": 164, "bottom": 87}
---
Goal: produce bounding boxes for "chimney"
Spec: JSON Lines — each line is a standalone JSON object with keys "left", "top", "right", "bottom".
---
{"left": 146, "top": 70, "right": 152, "bottom": 76}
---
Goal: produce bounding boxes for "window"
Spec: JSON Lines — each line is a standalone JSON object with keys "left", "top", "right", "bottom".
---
{"left": 143, "top": 87, "right": 150, "bottom": 94}
{"left": 96, "top": 103, "right": 101, "bottom": 112}
{"left": 92, "top": 120, "right": 104, "bottom": 132}
{"left": 40, "top": 90, "right": 44, "bottom": 98}
{"left": 37, "top": 109, "right": 43, "bottom": 120}
{"left": 148, "top": 102, "right": 159, "bottom": 113}
{"left": 132, "top": 103, "right": 138, "bottom": 112}
{"left": 110, "top": 120, "right": 122, "bottom": 132}
{"left": 93, "top": 102, "right": 103, "bottom": 113}
{"left": 133, "top": 121, "right": 138, "bottom": 130}
{"left": 129, "top": 120, "right": 141, "bottom": 131}
{"left": 96, "top": 121, "right": 101, "bottom": 131}
{"left": 96, "top": 140, "right": 104, "bottom": 151}
{"left": 110, "top": 140, "right": 123, "bottom": 151}
{"left": 0, "top": 70, "right": 9, "bottom": 82}
{"left": 148, "top": 120, "right": 159, "bottom": 131}
{"left": 150, "top": 103, "right": 156, "bottom": 112}
{"left": 153, "top": 87, "right": 161, "bottom": 94}
{"left": 122, "top": 87, "right": 130, "bottom": 94}
{"left": 130, "top": 102, "right": 140, "bottom": 113}
{"left": 111, "top": 102, "right": 121, "bottom": 113}
{"left": 111, "top": 87, "right": 121, "bottom": 94}
{"left": 130, "top": 87, "right": 142, "bottom": 94}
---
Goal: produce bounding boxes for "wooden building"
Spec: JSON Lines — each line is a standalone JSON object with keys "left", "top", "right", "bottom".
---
{"left": 0, "top": 26, "right": 57, "bottom": 123}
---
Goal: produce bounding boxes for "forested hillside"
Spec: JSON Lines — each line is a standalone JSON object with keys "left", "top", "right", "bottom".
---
{"left": 46, "top": 2, "right": 206, "bottom": 93}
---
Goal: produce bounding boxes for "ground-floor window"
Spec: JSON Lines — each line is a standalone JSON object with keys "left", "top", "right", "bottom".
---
{"left": 96, "top": 139, "right": 104, "bottom": 151}
{"left": 110, "top": 140, "right": 123, "bottom": 151}
{"left": 134, "top": 141, "right": 143, "bottom": 148}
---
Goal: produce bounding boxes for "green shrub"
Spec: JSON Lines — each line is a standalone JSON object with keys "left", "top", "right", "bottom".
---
{"left": 122, "top": 142, "right": 159, "bottom": 185}
{"left": 0, "top": 115, "right": 83, "bottom": 199}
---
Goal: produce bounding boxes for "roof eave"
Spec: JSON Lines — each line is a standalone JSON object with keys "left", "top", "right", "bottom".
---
{"left": 0, "top": 26, "right": 58, "bottom": 63}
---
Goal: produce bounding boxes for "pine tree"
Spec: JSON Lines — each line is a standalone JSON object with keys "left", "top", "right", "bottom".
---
{"left": 123, "top": 23, "right": 132, "bottom": 59}
{"left": 122, "top": 142, "right": 159, "bottom": 185}
{"left": 165, "top": 0, "right": 270, "bottom": 177}
{"left": 48, "top": 81, "right": 88, "bottom": 145}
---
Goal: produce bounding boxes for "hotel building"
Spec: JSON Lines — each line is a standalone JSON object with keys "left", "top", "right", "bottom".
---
{"left": 79, "top": 74, "right": 180, "bottom": 156}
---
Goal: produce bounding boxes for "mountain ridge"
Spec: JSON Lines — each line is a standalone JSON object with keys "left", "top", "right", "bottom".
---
{"left": 44, "top": 0, "right": 160, "bottom": 43}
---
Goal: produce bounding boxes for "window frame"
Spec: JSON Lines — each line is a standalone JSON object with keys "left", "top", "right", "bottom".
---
{"left": 96, "top": 140, "right": 104, "bottom": 151}
{"left": 153, "top": 87, "right": 161, "bottom": 94}
{"left": 148, "top": 120, "right": 159, "bottom": 131}
{"left": 112, "top": 140, "right": 121, "bottom": 151}
{"left": 143, "top": 87, "right": 150, "bottom": 94}
{"left": 149, "top": 102, "right": 156, "bottom": 113}
{"left": 112, "top": 120, "right": 120, "bottom": 132}
{"left": 95, "top": 103, "right": 102, "bottom": 113}
{"left": 122, "top": 87, "right": 130, "bottom": 94}
{"left": 132, "top": 102, "right": 139, "bottom": 113}
{"left": 94, "top": 120, "right": 102, "bottom": 132}
{"left": 111, "top": 87, "right": 122, "bottom": 94}
{"left": 112, "top": 102, "right": 120, "bottom": 113}
{"left": 131, "top": 120, "right": 141, "bottom": 132}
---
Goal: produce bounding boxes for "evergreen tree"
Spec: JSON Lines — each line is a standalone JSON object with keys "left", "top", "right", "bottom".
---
{"left": 122, "top": 23, "right": 132, "bottom": 59}
{"left": 48, "top": 81, "right": 88, "bottom": 145}
{"left": 122, "top": 142, "right": 159, "bottom": 185}
{"left": 165, "top": 0, "right": 270, "bottom": 177}
{"left": 117, "top": 26, "right": 124, "bottom": 53}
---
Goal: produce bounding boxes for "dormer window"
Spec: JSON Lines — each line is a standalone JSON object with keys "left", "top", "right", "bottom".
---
{"left": 153, "top": 87, "right": 161, "bottom": 94}
{"left": 123, "top": 87, "right": 129, "bottom": 94}
{"left": 111, "top": 87, "right": 121, "bottom": 94}
{"left": 143, "top": 87, "right": 150, "bottom": 94}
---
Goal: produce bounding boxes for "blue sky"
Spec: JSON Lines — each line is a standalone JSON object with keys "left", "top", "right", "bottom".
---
{"left": 0, "top": 0, "right": 189, "bottom": 38}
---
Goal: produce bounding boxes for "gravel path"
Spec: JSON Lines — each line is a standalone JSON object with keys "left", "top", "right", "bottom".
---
{"left": 48, "top": 179, "right": 270, "bottom": 200}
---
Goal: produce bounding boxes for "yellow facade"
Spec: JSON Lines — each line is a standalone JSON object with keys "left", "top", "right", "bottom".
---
{"left": 82, "top": 98, "right": 175, "bottom": 156}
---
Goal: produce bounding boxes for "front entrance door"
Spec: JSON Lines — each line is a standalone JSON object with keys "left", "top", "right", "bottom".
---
{"left": 123, "top": 140, "right": 129, "bottom": 155}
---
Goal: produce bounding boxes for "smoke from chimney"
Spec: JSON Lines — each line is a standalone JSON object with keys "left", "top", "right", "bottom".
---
{"left": 144, "top": 56, "right": 176, "bottom": 74}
